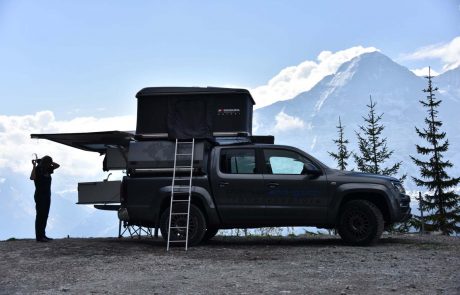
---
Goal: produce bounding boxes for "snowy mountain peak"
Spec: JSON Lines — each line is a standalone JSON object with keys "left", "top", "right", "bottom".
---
{"left": 305, "top": 51, "right": 422, "bottom": 112}
{"left": 335, "top": 51, "right": 417, "bottom": 82}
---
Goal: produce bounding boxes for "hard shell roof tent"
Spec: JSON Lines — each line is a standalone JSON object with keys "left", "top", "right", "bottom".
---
{"left": 135, "top": 87, "right": 255, "bottom": 140}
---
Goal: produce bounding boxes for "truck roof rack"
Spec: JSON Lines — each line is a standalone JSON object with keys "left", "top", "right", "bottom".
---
{"left": 213, "top": 135, "right": 274, "bottom": 145}
{"left": 134, "top": 134, "right": 274, "bottom": 145}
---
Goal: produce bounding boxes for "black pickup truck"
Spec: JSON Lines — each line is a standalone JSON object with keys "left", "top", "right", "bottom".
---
{"left": 119, "top": 142, "right": 411, "bottom": 246}
{"left": 32, "top": 87, "right": 411, "bottom": 246}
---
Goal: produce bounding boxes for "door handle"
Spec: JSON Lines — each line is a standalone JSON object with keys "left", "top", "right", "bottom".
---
{"left": 268, "top": 182, "right": 279, "bottom": 188}
{"left": 219, "top": 181, "right": 229, "bottom": 187}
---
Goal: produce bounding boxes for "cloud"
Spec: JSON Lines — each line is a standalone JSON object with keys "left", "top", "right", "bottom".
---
{"left": 273, "top": 111, "right": 305, "bottom": 132}
{"left": 0, "top": 111, "right": 135, "bottom": 179}
{"left": 250, "top": 46, "right": 379, "bottom": 108}
{"left": 410, "top": 67, "right": 440, "bottom": 77}
{"left": 8, "top": 186, "right": 36, "bottom": 218}
{"left": 404, "top": 36, "right": 460, "bottom": 72}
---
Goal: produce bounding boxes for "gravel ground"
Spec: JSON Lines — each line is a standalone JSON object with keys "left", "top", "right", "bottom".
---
{"left": 0, "top": 234, "right": 459, "bottom": 295}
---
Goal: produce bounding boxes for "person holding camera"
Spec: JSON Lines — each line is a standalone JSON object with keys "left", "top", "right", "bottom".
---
{"left": 30, "top": 155, "right": 60, "bottom": 242}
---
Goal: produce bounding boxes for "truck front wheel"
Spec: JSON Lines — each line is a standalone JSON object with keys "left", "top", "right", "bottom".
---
{"left": 160, "top": 204, "right": 207, "bottom": 246}
{"left": 337, "top": 200, "right": 384, "bottom": 246}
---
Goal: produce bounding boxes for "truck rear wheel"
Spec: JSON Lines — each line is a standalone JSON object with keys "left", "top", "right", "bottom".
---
{"left": 337, "top": 200, "right": 384, "bottom": 246}
{"left": 160, "top": 204, "right": 206, "bottom": 246}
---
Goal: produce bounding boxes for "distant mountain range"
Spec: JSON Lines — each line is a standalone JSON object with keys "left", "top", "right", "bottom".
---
{"left": 254, "top": 51, "right": 460, "bottom": 191}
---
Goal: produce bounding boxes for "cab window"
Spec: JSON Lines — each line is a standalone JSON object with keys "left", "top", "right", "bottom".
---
{"left": 263, "top": 149, "right": 319, "bottom": 175}
{"left": 220, "top": 149, "right": 256, "bottom": 174}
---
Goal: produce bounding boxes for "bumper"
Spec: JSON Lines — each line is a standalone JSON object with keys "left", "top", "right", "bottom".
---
{"left": 398, "top": 208, "right": 412, "bottom": 222}
{"left": 394, "top": 194, "right": 412, "bottom": 222}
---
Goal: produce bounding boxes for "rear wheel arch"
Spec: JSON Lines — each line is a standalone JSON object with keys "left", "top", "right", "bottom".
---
{"left": 191, "top": 195, "right": 210, "bottom": 224}
{"left": 158, "top": 192, "right": 213, "bottom": 226}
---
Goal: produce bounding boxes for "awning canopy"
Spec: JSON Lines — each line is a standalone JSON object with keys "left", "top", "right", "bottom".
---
{"left": 30, "top": 131, "right": 134, "bottom": 154}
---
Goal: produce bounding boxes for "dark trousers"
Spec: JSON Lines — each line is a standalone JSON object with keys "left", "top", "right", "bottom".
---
{"left": 35, "top": 191, "right": 51, "bottom": 240}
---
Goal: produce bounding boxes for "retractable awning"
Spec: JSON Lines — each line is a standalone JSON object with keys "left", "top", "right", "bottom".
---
{"left": 30, "top": 131, "right": 135, "bottom": 154}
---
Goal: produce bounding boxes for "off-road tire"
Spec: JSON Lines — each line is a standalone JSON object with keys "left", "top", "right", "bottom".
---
{"left": 202, "top": 227, "right": 219, "bottom": 242}
{"left": 160, "top": 204, "right": 206, "bottom": 246}
{"left": 337, "top": 200, "right": 384, "bottom": 246}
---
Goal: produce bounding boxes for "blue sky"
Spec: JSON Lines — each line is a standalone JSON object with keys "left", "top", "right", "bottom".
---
{"left": 0, "top": 0, "right": 459, "bottom": 118}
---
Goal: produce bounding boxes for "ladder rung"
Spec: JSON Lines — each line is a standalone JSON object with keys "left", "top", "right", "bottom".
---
{"left": 177, "top": 141, "right": 194, "bottom": 144}
{"left": 172, "top": 199, "right": 190, "bottom": 202}
{"left": 171, "top": 213, "right": 188, "bottom": 215}
{"left": 175, "top": 166, "right": 192, "bottom": 168}
{"left": 176, "top": 153, "right": 193, "bottom": 156}
{"left": 170, "top": 226, "right": 187, "bottom": 229}
{"left": 169, "top": 240, "right": 187, "bottom": 243}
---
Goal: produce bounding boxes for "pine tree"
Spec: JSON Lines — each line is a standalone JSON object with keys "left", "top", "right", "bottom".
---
{"left": 410, "top": 68, "right": 460, "bottom": 235}
{"left": 328, "top": 117, "right": 351, "bottom": 170}
{"left": 353, "top": 96, "right": 404, "bottom": 178}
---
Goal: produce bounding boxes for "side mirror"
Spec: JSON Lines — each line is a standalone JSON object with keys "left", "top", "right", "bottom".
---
{"left": 301, "top": 165, "right": 322, "bottom": 178}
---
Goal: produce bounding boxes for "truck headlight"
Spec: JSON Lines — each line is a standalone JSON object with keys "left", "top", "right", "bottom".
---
{"left": 391, "top": 181, "right": 406, "bottom": 194}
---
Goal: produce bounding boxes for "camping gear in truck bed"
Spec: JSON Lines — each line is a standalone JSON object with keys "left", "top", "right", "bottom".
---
{"left": 135, "top": 87, "right": 255, "bottom": 139}
{"left": 127, "top": 140, "right": 208, "bottom": 173}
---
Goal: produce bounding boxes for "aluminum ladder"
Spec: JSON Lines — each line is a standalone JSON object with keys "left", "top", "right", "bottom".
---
{"left": 167, "top": 138, "right": 195, "bottom": 251}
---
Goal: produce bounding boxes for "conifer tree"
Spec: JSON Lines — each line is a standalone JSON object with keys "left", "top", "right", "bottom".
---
{"left": 410, "top": 68, "right": 460, "bottom": 235}
{"left": 353, "top": 96, "right": 404, "bottom": 178}
{"left": 328, "top": 117, "right": 351, "bottom": 170}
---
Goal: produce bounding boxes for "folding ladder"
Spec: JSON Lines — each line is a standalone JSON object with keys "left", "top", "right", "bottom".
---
{"left": 167, "top": 138, "right": 195, "bottom": 251}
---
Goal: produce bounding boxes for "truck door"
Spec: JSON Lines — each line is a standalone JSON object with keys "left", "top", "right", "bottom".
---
{"left": 261, "top": 148, "right": 329, "bottom": 224}
{"left": 211, "top": 148, "right": 267, "bottom": 227}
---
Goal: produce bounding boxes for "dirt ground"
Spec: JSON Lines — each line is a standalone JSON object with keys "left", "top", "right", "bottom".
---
{"left": 0, "top": 234, "right": 459, "bottom": 295}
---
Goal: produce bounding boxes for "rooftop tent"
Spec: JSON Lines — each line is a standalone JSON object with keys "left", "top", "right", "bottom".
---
{"left": 135, "top": 87, "right": 255, "bottom": 139}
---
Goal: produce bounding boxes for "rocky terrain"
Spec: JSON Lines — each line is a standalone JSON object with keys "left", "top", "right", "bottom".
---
{"left": 1, "top": 234, "right": 459, "bottom": 294}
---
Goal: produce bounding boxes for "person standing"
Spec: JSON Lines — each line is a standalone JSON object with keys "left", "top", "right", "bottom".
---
{"left": 30, "top": 155, "right": 60, "bottom": 242}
